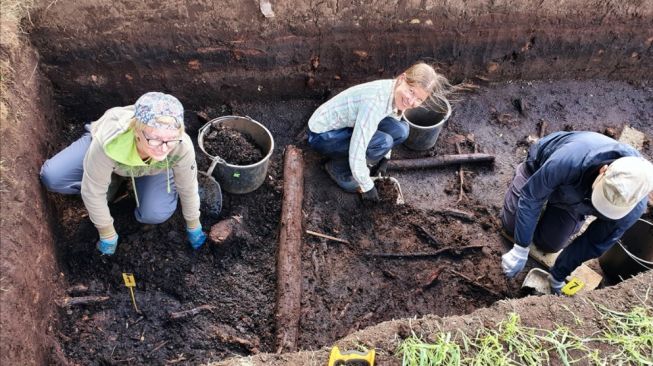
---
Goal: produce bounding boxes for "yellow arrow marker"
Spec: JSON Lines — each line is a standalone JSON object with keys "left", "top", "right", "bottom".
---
{"left": 122, "top": 273, "right": 140, "bottom": 313}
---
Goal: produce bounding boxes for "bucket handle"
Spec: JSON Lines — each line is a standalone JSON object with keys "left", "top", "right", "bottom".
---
{"left": 617, "top": 239, "right": 653, "bottom": 270}
{"left": 198, "top": 117, "right": 228, "bottom": 177}
{"left": 206, "top": 155, "right": 227, "bottom": 177}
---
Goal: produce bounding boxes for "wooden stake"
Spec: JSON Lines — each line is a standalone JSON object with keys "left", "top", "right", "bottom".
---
{"left": 305, "top": 229, "right": 350, "bottom": 244}
{"left": 455, "top": 143, "right": 467, "bottom": 202}
{"left": 365, "top": 244, "right": 484, "bottom": 259}
{"left": 412, "top": 223, "right": 440, "bottom": 248}
{"left": 275, "top": 146, "right": 304, "bottom": 353}
{"left": 450, "top": 269, "right": 502, "bottom": 297}
{"left": 435, "top": 208, "right": 475, "bottom": 222}
{"left": 168, "top": 305, "right": 215, "bottom": 320}
{"left": 58, "top": 295, "right": 110, "bottom": 307}
{"left": 538, "top": 119, "right": 548, "bottom": 138}
{"left": 387, "top": 153, "right": 494, "bottom": 171}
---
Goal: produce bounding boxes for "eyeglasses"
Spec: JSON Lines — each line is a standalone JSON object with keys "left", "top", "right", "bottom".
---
{"left": 141, "top": 131, "right": 182, "bottom": 148}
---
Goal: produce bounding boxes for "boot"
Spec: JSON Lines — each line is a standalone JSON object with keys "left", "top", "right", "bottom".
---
{"left": 324, "top": 159, "right": 359, "bottom": 193}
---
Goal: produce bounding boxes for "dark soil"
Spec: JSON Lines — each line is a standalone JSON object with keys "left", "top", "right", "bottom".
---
{"left": 374, "top": 178, "right": 400, "bottom": 203}
{"left": 46, "top": 79, "right": 652, "bottom": 365}
{"left": 50, "top": 152, "right": 283, "bottom": 364}
{"left": 203, "top": 125, "right": 264, "bottom": 165}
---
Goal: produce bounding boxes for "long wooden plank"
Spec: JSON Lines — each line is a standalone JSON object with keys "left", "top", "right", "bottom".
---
{"left": 275, "top": 146, "right": 304, "bottom": 353}
{"left": 387, "top": 153, "right": 494, "bottom": 170}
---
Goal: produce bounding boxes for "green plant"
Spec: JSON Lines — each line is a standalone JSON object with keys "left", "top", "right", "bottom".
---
{"left": 397, "top": 332, "right": 462, "bottom": 366}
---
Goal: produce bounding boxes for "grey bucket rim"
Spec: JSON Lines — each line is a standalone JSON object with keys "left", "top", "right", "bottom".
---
{"left": 402, "top": 98, "right": 452, "bottom": 130}
{"left": 615, "top": 218, "right": 653, "bottom": 270}
{"left": 198, "top": 115, "right": 275, "bottom": 170}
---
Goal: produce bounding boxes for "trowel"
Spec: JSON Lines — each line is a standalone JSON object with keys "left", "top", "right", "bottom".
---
{"left": 522, "top": 268, "right": 585, "bottom": 296}
{"left": 521, "top": 268, "right": 551, "bottom": 295}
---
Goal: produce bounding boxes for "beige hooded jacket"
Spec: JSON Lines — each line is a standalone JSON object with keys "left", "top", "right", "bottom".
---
{"left": 81, "top": 105, "right": 200, "bottom": 238}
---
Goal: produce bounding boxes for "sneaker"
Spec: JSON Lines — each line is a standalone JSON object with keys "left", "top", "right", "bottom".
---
{"left": 324, "top": 159, "right": 359, "bottom": 193}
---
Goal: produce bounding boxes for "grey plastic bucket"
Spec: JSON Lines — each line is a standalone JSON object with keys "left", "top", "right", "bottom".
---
{"left": 198, "top": 116, "right": 274, "bottom": 194}
{"left": 599, "top": 219, "right": 653, "bottom": 281}
{"left": 402, "top": 99, "right": 452, "bottom": 151}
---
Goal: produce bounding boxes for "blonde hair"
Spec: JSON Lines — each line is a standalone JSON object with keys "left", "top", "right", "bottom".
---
{"left": 129, "top": 116, "right": 185, "bottom": 134}
{"left": 402, "top": 62, "right": 453, "bottom": 113}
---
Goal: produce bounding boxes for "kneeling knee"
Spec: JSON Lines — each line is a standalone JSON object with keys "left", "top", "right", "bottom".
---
{"left": 135, "top": 209, "right": 174, "bottom": 225}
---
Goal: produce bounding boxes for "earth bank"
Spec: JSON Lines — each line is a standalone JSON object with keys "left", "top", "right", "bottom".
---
{"left": 0, "top": 0, "right": 651, "bottom": 365}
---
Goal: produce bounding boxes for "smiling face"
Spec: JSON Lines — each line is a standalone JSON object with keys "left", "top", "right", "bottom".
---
{"left": 393, "top": 74, "right": 430, "bottom": 112}
{"left": 135, "top": 125, "right": 183, "bottom": 162}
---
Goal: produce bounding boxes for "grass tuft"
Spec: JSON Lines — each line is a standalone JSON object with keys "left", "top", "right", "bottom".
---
{"left": 396, "top": 293, "right": 653, "bottom": 366}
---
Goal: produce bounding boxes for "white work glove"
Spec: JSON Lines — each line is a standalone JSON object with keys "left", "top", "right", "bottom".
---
{"left": 549, "top": 275, "right": 566, "bottom": 295}
{"left": 501, "top": 244, "right": 530, "bottom": 278}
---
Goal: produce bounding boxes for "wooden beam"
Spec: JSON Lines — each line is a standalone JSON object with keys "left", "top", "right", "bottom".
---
{"left": 275, "top": 146, "right": 305, "bottom": 353}
{"left": 387, "top": 153, "right": 494, "bottom": 171}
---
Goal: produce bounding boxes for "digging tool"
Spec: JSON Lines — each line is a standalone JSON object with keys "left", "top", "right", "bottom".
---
{"left": 328, "top": 346, "right": 375, "bottom": 366}
{"left": 522, "top": 268, "right": 586, "bottom": 296}
{"left": 371, "top": 176, "right": 404, "bottom": 204}
{"left": 499, "top": 230, "right": 601, "bottom": 294}
{"left": 122, "top": 273, "right": 141, "bottom": 313}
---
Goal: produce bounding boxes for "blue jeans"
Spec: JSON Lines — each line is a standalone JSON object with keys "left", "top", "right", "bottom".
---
{"left": 40, "top": 130, "right": 179, "bottom": 224}
{"left": 307, "top": 116, "right": 409, "bottom": 163}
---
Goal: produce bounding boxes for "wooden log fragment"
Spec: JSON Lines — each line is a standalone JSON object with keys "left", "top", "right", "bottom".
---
{"left": 387, "top": 153, "right": 494, "bottom": 171}
{"left": 450, "top": 269, "right": 502, "bottom": 297}
{"left": 365, "top": 244, "right": 484, "bottom": 259}
{"left": 58, "top": 295, "right": 110, "bottom": 307}
{"left": 168, "top": 305, "right": 215, "bottom": 320}
{"left": 275, "top": 146, "right": 304, "bottom": 353}
{"left": 305, "top": 229, "right": 350, "bottom": 244}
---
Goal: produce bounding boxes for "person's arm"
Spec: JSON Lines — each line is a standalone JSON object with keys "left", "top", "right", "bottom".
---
{"left": 348, "top": 102, "right": 386, "bottom": 192}
{"left": 80, "top": 141, "right": 116, "bottom": 238}
{"left": 171, "top": 135, "right": 201, "bottom": 229}
{"left": 513, "top": 160, "right": 570, "bottom": 247}
{"left": 551, "top": 199, "right": 645, "bottom": 281}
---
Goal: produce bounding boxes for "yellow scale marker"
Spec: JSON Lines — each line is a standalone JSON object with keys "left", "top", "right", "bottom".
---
{"left": 122, "top": 273, "right": 140, "bottom": 313}
{"left": 562, "top": 277, "right": 585, "bottom": 296}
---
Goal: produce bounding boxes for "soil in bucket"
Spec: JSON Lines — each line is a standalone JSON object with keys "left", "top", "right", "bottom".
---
{"left": 203, "top": 125, "right": 264, "bottom": 165}
{"left": 374, "top": 178, "right": 400, "bottom": 203}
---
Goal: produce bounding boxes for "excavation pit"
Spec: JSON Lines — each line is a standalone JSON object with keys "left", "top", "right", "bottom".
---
{"left": 1, "top": 1, "right": 652, "bottom": 365}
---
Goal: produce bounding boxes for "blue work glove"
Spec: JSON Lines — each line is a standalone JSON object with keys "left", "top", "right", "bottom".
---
{"left": 97, "top": 234, "right": 119, "bottom": 255}
{"left": 549, "top": 275, "right": 566, "bottom": 295}
{"left": 186, "top": 225, "right": 207, "bottom": 250}
{"left": 501, "top": 244, "right": 530, "bottom": 278}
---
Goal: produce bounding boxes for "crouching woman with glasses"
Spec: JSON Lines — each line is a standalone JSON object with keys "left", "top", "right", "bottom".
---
{"left": 40, "top": 92, "right": 207, "bottom": 255}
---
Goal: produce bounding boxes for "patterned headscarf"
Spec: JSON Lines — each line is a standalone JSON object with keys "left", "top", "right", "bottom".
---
{"left": 134, "top": 92, "right": 184, "bottom": 130}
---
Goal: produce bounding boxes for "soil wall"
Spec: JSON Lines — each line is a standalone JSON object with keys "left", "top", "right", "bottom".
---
{"left": 29, "top": 0, "right": 653, "bottom": 123}
{"left": 0, "top": 19, "right": 63, "bottom": 366}
{"left": 1, "top": 0, "right": 651, "bottom": 364}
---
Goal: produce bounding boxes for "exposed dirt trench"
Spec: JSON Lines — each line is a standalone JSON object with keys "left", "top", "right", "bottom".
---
{"left": 1, "top": 0, "right": 652, "bottom": 365}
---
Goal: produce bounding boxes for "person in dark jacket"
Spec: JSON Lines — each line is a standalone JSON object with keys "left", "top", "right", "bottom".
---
{"left": 500, "top": 131, "right": 653, "bottom": 293}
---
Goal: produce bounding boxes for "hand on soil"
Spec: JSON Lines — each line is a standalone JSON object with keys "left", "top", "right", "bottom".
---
{"left": 360, "top": 186, "right": 380, "bottom": 203}
{"left": 186, "top": 225, "right": 207, "bottom": 249}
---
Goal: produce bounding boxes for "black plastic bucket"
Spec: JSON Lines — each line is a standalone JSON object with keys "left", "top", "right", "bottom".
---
{"left": 402, "top": 99, "right": 452, "bottom": 151}
{"left": 599, "top": 219, "right": 653, "bottom": 281}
